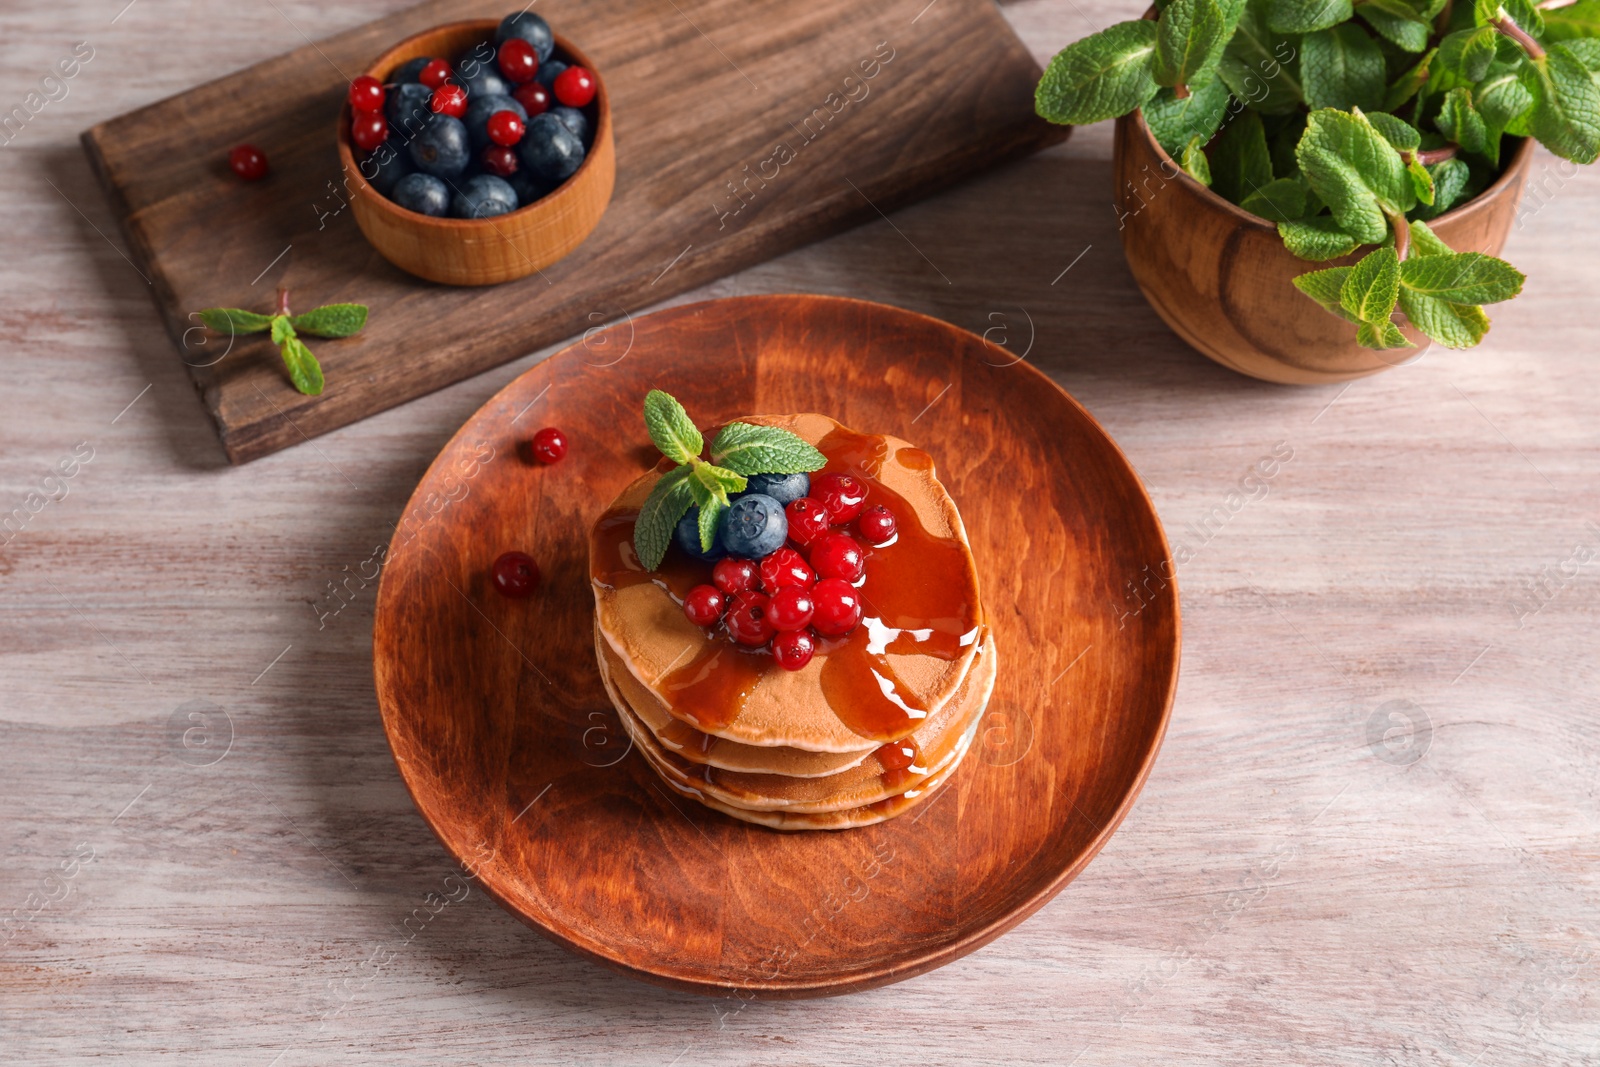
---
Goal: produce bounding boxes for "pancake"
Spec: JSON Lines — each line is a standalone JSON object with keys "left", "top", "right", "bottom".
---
{"left": 590, "top": 413, "right": 984, "bottom": 752}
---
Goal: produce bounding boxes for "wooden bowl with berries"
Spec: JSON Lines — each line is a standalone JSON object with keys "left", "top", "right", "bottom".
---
{"left": 335, "top": 12, "right": 614, "bottom": 287}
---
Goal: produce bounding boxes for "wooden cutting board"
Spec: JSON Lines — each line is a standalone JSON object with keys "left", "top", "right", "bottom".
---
{"left": 82, "top": 0, "right": 1065, "bottom": 464}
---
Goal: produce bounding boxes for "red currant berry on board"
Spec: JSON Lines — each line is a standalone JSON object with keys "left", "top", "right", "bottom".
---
{"left": 350, "top": 112, "right": 388, "bottom": 152}
{"left": 771, "top": 628, "right": 816, "bottom": 671}
{"left": 419, "top": 58, "right": 452, "bottom": 88}
{"left": 530, "top": 427, "right": 566, "bottom": 463}
{"left": 767, "top": 586, "right": 815, "bottom": 632}
{"left": 486, "top": 109, "right": 526, "bottom": 146}
{"left": 712, "top": 557, "right": 758, "bottom": 595}
{"left": 812, "top": 472, "right": 868, "bottom": 524}
{"left": 758, "top": 547, "right": 815, "bottom": 592}
{"left": 726, "top": 591, "right": 775, "bottom": 647}
{"left": 683, "top": 584, "right": 725, "bottom": 628}
{"left": 810, "top": 533, "right": 865, "bottom": 583}
{"left": 810, "top": 578, "right": 862, "bottom": 637}
{"left": 348, "top": 75, "right": 385, "bottom": 112}
{"left": 785, "top": 497, "right": 831, "bottom": 547}
{"left": 512, "top": 82, "right": 551, "bottom": 117}
{"left": 481, "top": 145, "right": 519, "bottom": 177}
{"left": 228, "top": 144, "right": 269, "bottom": 181}
{"left": 857, "top": 504, "right": 897, "bottom": 545}
{"left": 553, "top": 66, "right": 597, "bottom": 107}
{"left": 430, "top": 84, "right": 468, "bottom": 118}
{"left": 497, "top": 38, "right": 540, "bottom": 84}
{"left": 491, "top": 551, "right": 540, "bottom": 598}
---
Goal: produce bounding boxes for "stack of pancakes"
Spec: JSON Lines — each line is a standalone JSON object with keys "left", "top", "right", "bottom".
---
{"left": 590, "top": 414, "right": 994, "bottom": 830}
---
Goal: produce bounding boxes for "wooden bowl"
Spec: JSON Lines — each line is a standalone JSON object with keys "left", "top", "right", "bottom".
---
{"left": 1112, "top": 109, "right": 1535, "bottom": 384}
{"left": 336, "top": 20, "right": 615, "bottom": 287}
{"left": 372, "top": 294, "right": 1180, "bottom": 997}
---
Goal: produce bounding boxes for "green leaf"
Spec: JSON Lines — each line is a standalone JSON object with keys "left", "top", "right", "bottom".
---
{"left": 1182, "top": 135, "right": 1214, "bottom": 184}
{"left": 1477, "top": 67, "right": 1535, "bottom": 128}
{"left": 1145, "top": 77, "right": 1232, "bottom": 153}
{"left": 1036, "top": 20, "right": 1161, "bottom": 125}
{"left": 1398, "top": 250, "right": 1526, "bottom": 302}
{"left": 1341, "top": 245, "right": 1403, "bottom": 322}
{"left": 1210, "top": 109, "right": 1276, "bottom": 203}
{"left": 1437, "top": 26, "right": 1499, "bottom": 84}
{"left": 197, "top": 307, "right": 274, "bottom": 334}
{"left": 1413, "top": 158, "right": 1471, "bottom": 217}
{"left": 1398, "top": 288, "right": 1491, "bottom": 346}
{"left": 691, "top": 461, "right": 748, "bottom": 506}
{"left": 1267, "top": 0, "right": 1350, "bottom": 34}
{"left": 1240, "top": 176, "right": 1309, "bottom": 219}
{"left": 1477, "top": 0, "right": 1545, "bottom": 37}
{"left": 270, "top": 315, "right": 295, "bottom": 346}
{"left": 1567, "top": 39, "right": 1600, "bottom": 73}
{"left": 708, "top": 421, "right": 827, "bottom": 476}
{"left": 1384, "top": 48, "right": 1436, "bottom": 110}
{"left": 695, "top": 498, "right": 727, "bottom": 554}
{"left": 1302, "top": 24, "right": 1387, "bottom": 112}
{"left": 279, "top": 336, "right": 325, "bottom": 396}
{"left": 1408, "top": 218, "right": 1455, "bottom": 256}
{"left": 288, "top": 303, "right": 368, "bottom": 338}
{"left": 1356, "top": 318, "right": 1416, "bottom": 349}
{"left": 1436, "top": 88, "right": 1489, "bottom": 152}
{"left": 642, "top": 389, "right": 704, "bottom": 465}
{"left": 1280, "top": 215, "right": 1363, "bottom": 259}
{"left": 1522, "top": 46, "right": 1600, "bottom": 163}
{"left": 1543, "top": 0, "right": 1600, "bottom": 42}
{"left": 1156, "top": 0, "right": 1231, "bottom": 89}
{"left": 1357, "top": 7, "right": 1431, "bottom": 53}
{"left": 633, "top": 465, "right": 696, "bottom": 571}
{"left": 1367, "top": 110, "right": 1422, "bottom": 150}
{"left": 1220, "top": 0, "right": 1306, "bottom": 114}
{"left": 1407, "top": 157, "right": 1436, "bottom": 203}
{"left": 1297, "top": 107, "right": 1415, "bottom": 242}
{"left": 1292, "top": 265, "right": 1359, "bottom": 320}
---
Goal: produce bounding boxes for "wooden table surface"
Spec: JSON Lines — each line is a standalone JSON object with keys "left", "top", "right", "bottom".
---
{"left": 3, "top": 0, "right": 1596, "bottom": 1063}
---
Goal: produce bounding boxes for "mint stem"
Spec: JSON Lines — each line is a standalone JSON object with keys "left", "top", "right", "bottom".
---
{"left": 276, "top": 287, "right": 291, "bottom": 317}
{"left": 1492, "top": 15, "right": 1546, "bottom": 60}
{"left": 1416, "top": 144, "right": 1458, "bottom": 165}
{"left": 1174, "top": 82, "right": 1191, "bottom": 100}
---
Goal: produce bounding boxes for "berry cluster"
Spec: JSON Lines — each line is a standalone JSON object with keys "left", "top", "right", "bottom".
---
{"left": 678, "top": 472, "right": 899, "bottom": 671}
{"left": 342, "top": 11, "right": 598, "bottom": 219}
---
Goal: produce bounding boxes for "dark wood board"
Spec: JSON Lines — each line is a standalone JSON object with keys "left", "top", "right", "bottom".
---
{"left": 372, "top": 295, "right": 1179, "bottom": 996}
{"left": 81, "top": 0, "right": 1066, "bottom": 464}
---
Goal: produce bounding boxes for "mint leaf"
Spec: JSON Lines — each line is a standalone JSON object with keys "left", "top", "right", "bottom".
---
{"left": 1437, "top": 88, "right": 1489, "bottom": 153}
{"left": 197, "top": 308, "right": 274, "bottom": 334}
{"left": 1298, "top": 108, "right": 1415, "bottom": 242}
{"left": 1398, "top": 288, "right": 1491, "bottom": 347}
{"left": 1155, "top": 0, "right": 1231, "bottom": 89}
{"left": 1408, "top": 218, "right": 1454, "bottom": 257}
{"left": 1407, "top": 157, "right": 1436, "bottom": 204}
{"left": 1544, "top": 0, "right": 1600, "bottom": 41}
{"left": 1302, "top": 24, "right": 1387, "bottom": 112}
{"left": 1241, "top": 176, "right": 1308, "bottom": 220}
{"left": 709, "top": 421, "right": 826, "bottom": 476}
{"left": 1398, "top": 251, "right": 1526, "bottom": 303}
{"left": 1341, "top": 245, "right": 1402, "bottom": 323}
{"left": 1210, "top": 109, "right": 1275, "bottom": 203}
{"left": 270, "top": 315, "right": 295, "bottom": 346}
{"left": 1413, "top": 158, "right": 1470, "bottom": 217}
{"left": 634, "top": 465, "right": 696, "bottom": 571}
{"left": 1477, "top": 67, "right": 1535, "bottom": 128}
{"left": 279, "top": 335, "right": 325, "bottom": 396}
{"left": 1220, "top": 0, "right": 1306, "bottom": 114}
{"left": 1356, "top": 7, "right": 1430, "bottom": 53}
{"left": 696, "top": 498, "right": 726, "bottom": 554}
{"left": 1292, "top": 265, "right": 1358, "bottom": 320}
{"left": 1437, "top": 26, "right": 1499, "bottom": 84}
{"left": 691, "top": 462, "right": 748, "bottom": 506}
{"left": 1522, "top": 46, "right": 1600, "bottom": 164}
{"left": 1267, "top": 0, "right": 1350, "bottom": 34}
{"left": 1145, "top": 77, "right": 1231, "bottom": 153}
{"left": 1367, "top": 111, "right": 1422, "bottom": 151}
{"left": 1280, "top": 215, "right": 1363, "bottom": 259}
{"left": 288, "top": 303, "right": 368, "bottom": 338}
{"left": 1036, "top": 20, "right": 1161, "bottom": 125}
{"left": 1181, "top": 134, "right": 1214, "bottom": 183}
{"left": 1384, "top": 48, "right": 1436, "bottom": 110}
{"left": 642, "top": 390, "right": 704, "bottom": 465}
{"left": 1567, "top": 39, "right": 1600, "bottom": 72}
{"left": 1356, "top": 318, "right": 1416, "bottom": 349}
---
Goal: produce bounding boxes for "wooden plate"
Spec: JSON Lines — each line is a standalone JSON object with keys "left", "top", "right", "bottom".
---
{"left": 373, "top": 295, "right": 1180, "bottom": 997}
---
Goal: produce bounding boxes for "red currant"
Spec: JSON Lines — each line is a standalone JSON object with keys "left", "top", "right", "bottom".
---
{"left": 487, "top": 109, "right": 525, "bottom": 146}
{"left": 785, "top": 497, "right": 831, "bottom": 547}
{"left": 553, "top": 67, "right": 597, "bottom": 108}
{"left": 350, "top": 112, "right": 387, "bottom": 152}
{"left": 430, "top": 84, "right": 467, "bottom": 118}
{"left": 228, "top": 144, "right": 268, "bottom": 181}
{"left": 758, "top": 547, "right": 815, "bottom": 592}
{"left": 481, "top": 145, "right": 519, "bottom": 177}
{"left": 531, "top": 427, "right": 566, "bottom": 464}
{"left": 810, "top": 578, "right": 862, "bottom": 637}
{"left": 419, "top": 58, "right": 452, "bottom": 89}
{"left": 771, "top": 628, "right": 816, "bottom": 671}
{"left": 512, "top": 82, "right": 551, "bottom": 117}
{"left": 725, "top": 591, "right": 775, "bottom": 647}
{"left": 767, "top": 586, "right": 815, "bottom": 632}
{"left": 683, "top": 584, "right": 725, "bottom": 628}
{"left": 491, "top": 551, "right": 540, "bottom": 598}
{"left": 812, "top": 473, "right": 868, "bottom": 524}
{"left": 858, "top": 504, "right": 897, "bottom": 545}
{"left": 712, "top": 557, "right": 758, "bottom": 595}
{"left": 348, "top": 75, "right": 385, "bottom": 112}
{"left": 497, "top": 38, "right": 540, "bottom": 84}
{"left": 810, "top": 533, "right": 865, "bottom": 583}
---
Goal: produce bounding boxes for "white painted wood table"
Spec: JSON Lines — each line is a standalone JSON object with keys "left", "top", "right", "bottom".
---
{"left": 3, "top": 0, "right": 1597, "bottom": 1063}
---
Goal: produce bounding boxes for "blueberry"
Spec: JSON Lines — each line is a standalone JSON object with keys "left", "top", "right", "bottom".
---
{"left": 743, "top": 472, "right": 809, "bottom": 506}
{"left": 719, "top": 494, "right": 788, "bottom": 559}
{"left": 534, "top": 59, "right": 568, "bottom": 90}
{"left": 451, "top": 174, "right": 518, "bottom": 218}
{"left": 360, "top": 137, "right": 411, "bottom": 197}
{"left": 675, "top": 508, "right": 727, "bottom": 563}
{"left": 391, "top": 56, "right": 432, "bottom": 84}
{"left": 385, "top": 82, "right": 434, "bottom": 137}
{"left": 495, "top": 12, "right": 555, "bottom": 63}
{"left": 517, "top": 112, "right": 585, "bottom": 182}
{"left": 464, "top": 92, "right": 527, "bottom": 150}
{"left": 457, "top": 52, "right": 511, "bottom": 102}
{"left": 408, "top": 114, "right": 470, "bottom": 178}
{"left": 507, "top": 170, "right": 556, "bottom": 206}
{"left": 391, "top": 172, "right": 450, "bottom": 216}
{"left": 549, "top": 105, "right": 590, "bottom": 146}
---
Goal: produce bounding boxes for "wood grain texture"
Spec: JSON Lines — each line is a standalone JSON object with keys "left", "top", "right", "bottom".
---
{"left": 5, "top": 0, "right": 1600, "bottom": 1062}
{"left": 371, "top": 295, "right": 1178, "bottom": 996}
{"left": 80, "top": 0, "right": 1064, "bottom": 463}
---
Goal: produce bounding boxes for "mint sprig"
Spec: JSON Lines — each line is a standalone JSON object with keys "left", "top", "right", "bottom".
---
{"left": 195, "top": 289, "right": 368, "bottom": 396}
{"left": 632, "top": 391, "right": 826, "bottom": 571}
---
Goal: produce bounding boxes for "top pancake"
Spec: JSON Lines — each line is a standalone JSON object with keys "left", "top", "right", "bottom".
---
{"left": 589, "top": 413, "right": 983, "bottom": 752}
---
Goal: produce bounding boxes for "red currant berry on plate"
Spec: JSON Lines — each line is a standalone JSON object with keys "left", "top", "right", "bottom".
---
{"left": 486, "top": 109, "right": 525, "bottom": 146}
{"left": 491, "top": 551, "right": 540, "bottom": 598}
{"left": 771, "top": 628, "right": 816, "bottom": 671}
{"left": 348, "top": 75, "right": 385, "bottom": 112}
{"left": 497, "top": 38, "right": 540, "bottom": 84}
{"left": 429, "top": 84, "right": 468, "bottom": 118}
{"left": 350, "top": 111, "right": 388, "bottom": 152}
{"left": 712, "top": 557, "right": 758, "bottom": 595}
{"left": 512, "top": 82, "right": 551, "bottom": 116}
{"left": 725, "top": 591, "right": 775, "bottom": 647}
{"left": 481, "top": 145, "right": 519, "bottom": 176}
{"left": 812, "top": 472, "right": 868, "bottom": 524}
{"left": 767, "top": 586, "right": 815, "bottom": 632}
{"left": 857, "top": 504, "right": 897, "bottom": 545}
{"left": 785, "top": 497, "right": 831, "bottom": 547}
{"left": 683, "top": 584, "right": 725, "bottom": 628}
{"left": 418, "top": 58, "right": 452, "bottom": 88}
{"left": 553, "top": 66, "right": 597, "bottom": 107}
{"left": 811, "top": 578, "right": 862, "bottom": 637}
{"left": 530, "top": 427, "right": 566, "bottom": 463}
{"left": 228, "top": 144, "right": 269, "bottom": 181}
{"left": 810, "top": 533, "right": 865, "bottom": 583}
{"left": 758, "top": 547, "right": 815, "bottom": 592}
